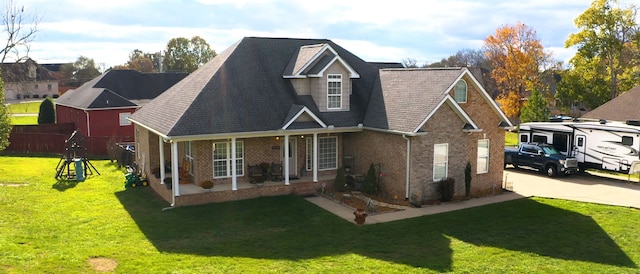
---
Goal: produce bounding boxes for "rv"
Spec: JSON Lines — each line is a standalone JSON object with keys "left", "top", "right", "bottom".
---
{"left": 517, "top": 119, "right": 640, "bottom": 174}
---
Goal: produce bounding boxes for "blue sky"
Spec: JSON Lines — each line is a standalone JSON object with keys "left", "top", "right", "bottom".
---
{"left": 17, "top": 0, "right": 597, "bottom": 69}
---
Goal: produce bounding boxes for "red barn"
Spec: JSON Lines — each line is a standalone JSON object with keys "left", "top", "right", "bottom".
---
{"left": 55, "top": 70, "right": 188, "bottom": 143}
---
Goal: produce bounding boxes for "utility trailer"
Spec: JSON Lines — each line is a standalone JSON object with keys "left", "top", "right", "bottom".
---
{"left": 517, "top": 119, "right": 640, "bottom": 174}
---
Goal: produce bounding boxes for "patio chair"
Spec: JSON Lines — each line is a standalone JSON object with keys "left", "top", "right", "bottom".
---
{"left": 248, "top": 164, "right": 264, "bottom": 183}
{"left": 270, "top": 162, "right": 283, "bottom": 181}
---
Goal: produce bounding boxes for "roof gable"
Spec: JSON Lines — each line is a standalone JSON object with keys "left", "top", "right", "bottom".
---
{"left": 282, "top": 105, "right": 327, "bottom": 130}
{"left": 415, "top": 95, "right": 479, "bottom": 133}
{"left": 284, "top": 43, "right": 360, "bottom": 79}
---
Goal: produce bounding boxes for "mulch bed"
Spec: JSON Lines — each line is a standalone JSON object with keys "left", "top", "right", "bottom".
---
{"left": 323, "top": 192, "right": 405, "bottom": 215}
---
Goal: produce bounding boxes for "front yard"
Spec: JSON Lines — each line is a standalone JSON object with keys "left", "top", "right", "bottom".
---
{"left": 0, "top": 156, "right": 639, "bottom": 273}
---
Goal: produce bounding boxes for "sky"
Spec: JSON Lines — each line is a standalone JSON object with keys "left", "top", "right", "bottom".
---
{"left": 11, "top": 0, "right": 601, "bottom": 69}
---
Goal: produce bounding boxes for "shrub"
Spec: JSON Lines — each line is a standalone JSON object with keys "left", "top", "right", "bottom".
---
{"left": 465, "top": 162, "right": 472, "bottom": 197}
{"left": 363, "top": 163, "right": 378, "bottom": 195}
{"left": 438, "top": 177, "right": 455, "bottom": 202}
{"left": 333, "top": 167, "right": 346, "bottom": 192}
{"left": 38, "top": 98, "right": 55, "bottom": 124}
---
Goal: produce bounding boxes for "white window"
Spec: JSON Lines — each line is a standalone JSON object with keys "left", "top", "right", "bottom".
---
{"left": 318, "top": 136, "right": 337, "bottom": 170}
{"left": 454, "top": 80, "right": 467, "bottom": 103}
{"left": 185, "top": 141, "right": 194, "bottom": 176}
{"left": 433, "top": 143, "right": 449, "bottom": 181}
{"left": 213, "top": 141, "right": 244, "bottom": 178}
{"left": 119, "top": 112, "right": 132, "bottom": 126}
{"left": 327, "top": 74, "right": 342, "bottom": 109}
{"left": 306, "top": 137, "right": 313, "bottom": 171}
{"left": 477, "top": 139, "right": 490, "bottom": 174}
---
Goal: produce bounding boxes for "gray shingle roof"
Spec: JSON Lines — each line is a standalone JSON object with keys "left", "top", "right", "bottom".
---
{"left": 55, "top": 70, "right": 187, "bottom": 109}
{"left": 131, "top": 37, "right": 381, "bottom": 137}
{"left": 582, "top": 85, "right": 640, "bottom": 122}
{"left": 363, "top": 68, "right": 465, "bottom": 132}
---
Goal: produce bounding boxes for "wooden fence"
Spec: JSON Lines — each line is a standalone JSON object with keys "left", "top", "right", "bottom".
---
{"left": 5, "top": 123, "right": 133, "bottom": 158}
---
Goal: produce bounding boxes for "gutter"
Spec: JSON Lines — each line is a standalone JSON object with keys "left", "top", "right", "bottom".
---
{"left": 402, "top": 134, "right": 411, "bottom": 199}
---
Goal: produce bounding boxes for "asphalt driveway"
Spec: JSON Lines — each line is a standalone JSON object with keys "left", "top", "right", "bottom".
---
{"left": 504, "top": 168, "right": 640, "bottom": 209}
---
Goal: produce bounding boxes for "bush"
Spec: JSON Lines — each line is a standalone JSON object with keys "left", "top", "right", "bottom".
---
{"left": 465, "top": 162, "right": 472, "bottom": 197}
{"left": 333, "top": 167, "right": 346, "bottom": 192}
{"left": 363, "top": 163, "right": 378, "bottom": 195}
{"left": 38, "top": 98, "right": 55, "bottom": 124}
{"left": 438, "top": 177, "right": 455, "bottom": 202}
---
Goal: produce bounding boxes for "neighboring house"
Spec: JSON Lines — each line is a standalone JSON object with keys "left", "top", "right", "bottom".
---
{"left": 129, "top": 37, "right": 512, "bottom": 207}
{"left": 40, "top": 63, "right": 76, "bottom": 95}
{"left": 0, "top": 58, "right": 59, "bottom": 100}
{"left": 581, "top": 85, "right": 640, "bottom": 122}
{"left": 55, "top": 70, "right": 188, "bottom": 142}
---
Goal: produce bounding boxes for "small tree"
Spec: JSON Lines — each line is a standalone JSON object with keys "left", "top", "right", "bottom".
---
{"left": 0, "top": 75, "right": 11, "bottom": 151}
{"left": 363, "top": 163, "right": 378, "bottom": 195}
{"left": 464, "top": 162, "right": 472, "bottom": 197}
{"left": 37, "top": 98, "right": 55, "bottom": 124}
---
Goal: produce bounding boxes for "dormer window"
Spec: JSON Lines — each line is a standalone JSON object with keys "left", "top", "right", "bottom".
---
{"left": 454, "top": 80, "right": 467, "bottom": 103}
{"left": 327, "top": 74, "right": 342, "bottom": 109}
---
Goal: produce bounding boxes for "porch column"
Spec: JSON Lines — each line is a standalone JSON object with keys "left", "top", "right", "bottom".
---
{"left": 313, "top": 133, "right": 318, "bottom": 182}
{"left": 171, "top": 141, "right": 180, "bottom": 205}
{"left": 231, "top": 137, "right": 237, "bottom": 190}
{"left": 159, "top": 136, "right": 166, "bottom": 183}
{"left": 284, "top": 134, "right": 290, "bottom": 186}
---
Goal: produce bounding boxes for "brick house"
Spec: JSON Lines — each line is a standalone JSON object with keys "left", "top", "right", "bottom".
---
{"left": 129, "top": 37, "right": 512, "bottom": 207}
{"left": 0, "top": 58, "right": 59, "bottom": 100}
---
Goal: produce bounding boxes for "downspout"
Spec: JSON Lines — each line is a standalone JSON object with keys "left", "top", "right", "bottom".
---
{"left": 85, "top": 110, "right": 91, "bottom": 137}
{"left": 402, "top": 134, "right": 411, "bottom": 199}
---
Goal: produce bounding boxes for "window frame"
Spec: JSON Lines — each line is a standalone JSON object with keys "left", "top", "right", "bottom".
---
{"left": 318, "top": 136, "right": 337, "bottom": 170}
{"left": 306, "top": 137, "right": 313, "bottom": 171}
{"left": 119, "top": 112, "right": 132, "bottom": 126}
{"left": 477, "top": 139, "right": 490, "bottom": 174}
{"left": 454, "top": 80, "right": 467, "bottom": 103}
{"left": 433, "top": 143, "right": 449, "bottom": 181}
{"left": 212, "top": 141, "right": 244, "bottom": 179}
{"left": 185, "top": 141, "right": 194, "bottom": 176}
{"left": 327, "top": 74, "right": 342, "bottom": 109}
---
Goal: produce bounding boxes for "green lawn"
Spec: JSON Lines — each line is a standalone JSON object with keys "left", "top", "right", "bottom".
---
{"left": 1, "top": 156, "right": 639, "bottom": 273}
{"left": 6, "top": 101, "right": 42, "bottom": 114}
{"left": 10, "top": 115, "right": 38, "bottom": 125}
{"left": 505, "top": 131, "right": 518, "bottom": 146}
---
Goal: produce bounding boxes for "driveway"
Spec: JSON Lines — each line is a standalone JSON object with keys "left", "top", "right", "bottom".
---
{"left": 504, "top": 168, "right": 640, "bottom": 209}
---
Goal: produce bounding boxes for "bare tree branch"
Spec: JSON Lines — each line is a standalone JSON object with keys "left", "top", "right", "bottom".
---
{"left": 1, "top": 0, "right": 40, "bottom": 64}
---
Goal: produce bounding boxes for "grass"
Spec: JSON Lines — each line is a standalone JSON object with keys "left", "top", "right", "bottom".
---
{"left": 1, "top": 156, "right": 639, "bottom": 273}
{"left": 10, "top": 115, "right": 38, "bottom": 125}
{"left": 505, "top": 131, "right": 518, "bottom": 146}
{"left": 6, "top": 101, "right": 42, "bottom": 114}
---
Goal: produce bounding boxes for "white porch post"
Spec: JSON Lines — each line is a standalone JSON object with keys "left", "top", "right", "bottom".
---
{"left": 231, "top": 137, "right": 238, "bottom": 190}
{"left": 159, "top": 136, "right": 166, "bottom": 183}
{"left": 284, "top": 134, "right": 290, "bottom": 186}
{"left": 171, "top": 141, "right": 180, "bottom": 205}
{"left": 313, "top": 133, "right": 318, "bottom": 182}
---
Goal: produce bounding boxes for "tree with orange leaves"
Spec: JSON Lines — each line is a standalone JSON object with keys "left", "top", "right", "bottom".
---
{"left": 484, "top": 22, "right": 552, "bottom": 119}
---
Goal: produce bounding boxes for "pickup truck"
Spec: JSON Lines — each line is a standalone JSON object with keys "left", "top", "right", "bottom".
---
{"left": 504, "top": 143, "right": 578, "bottom": 177}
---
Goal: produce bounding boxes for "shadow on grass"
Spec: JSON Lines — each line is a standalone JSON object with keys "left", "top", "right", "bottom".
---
{"left": 115, "top": 190, "right": 636, "bottom": 272}
{"left": 52, "top": 179, "right": 79, "bottom": 191}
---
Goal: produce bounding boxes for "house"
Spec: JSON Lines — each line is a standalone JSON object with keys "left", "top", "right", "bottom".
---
{"left": 0, "top": 58, "right": 59, "bottom": 100}
{"left": 55, "top": 70, "right": 188, "bottom": 143}
{"left": 40, "top": 63, "right": 76, "bottom": 95}
{"left": 581, "top": 85, "right": 640, "bottom": 122}
{"left": 129, "top": 37, "right": 512, "bottom": 207}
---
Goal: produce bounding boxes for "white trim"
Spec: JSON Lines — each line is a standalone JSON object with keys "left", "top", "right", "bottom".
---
{"left": 326, "top": 74, "right": 342, "bottom": 110}
{"left": 159, "top": 136, "right": 166, "bottom": 183}
{"left": 231, "top": 138, "right": 237, "bottom": 190}
{"left": 282, "top": 106, "right": 327, "bottom": 129}
{"left": 454, "top": 79, "right": 468, "bottom": 103}
{"left": 313, "top": 133, "right": 318, "bottom": 182}
{"left": 293, "top": 44, "right": 360, "bottom": 78}
{"left": 477, "top": 139, "right": 490, "bottom": 174}
{"left": 171, "top": 141, "right": 180, "bottom": 204}
{"left": 413, "top": 95, "right": 479, "bottom": 133}
{"left": 284, "top": 134, "right": 290, "bottom": 186}
{"left": 433, "top": 143, "right": 449, "bottom": 181}
{"left": 212, "top": 140, "right": 244, "bottom": 179}
{"left": 318, "top": 136, "right": 338, "bottom": 170}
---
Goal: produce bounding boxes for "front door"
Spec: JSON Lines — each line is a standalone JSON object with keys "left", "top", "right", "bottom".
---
{"left": 283, "top": 137, "right": 297, "bottom": 177}
{"left": 574, "top": 135, "right": 586, "bottom": 163}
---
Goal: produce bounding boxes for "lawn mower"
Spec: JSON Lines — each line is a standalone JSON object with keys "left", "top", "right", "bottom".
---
{"left": 124, "top": 162, "right": 149, "bottom": 188}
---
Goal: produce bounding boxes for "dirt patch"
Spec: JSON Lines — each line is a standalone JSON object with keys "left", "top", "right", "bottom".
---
{"left": 0, "top": 182, "right": 29, "bottom": 187}
{"left": 88, "top": 257, "right": 117, "bottom": 272}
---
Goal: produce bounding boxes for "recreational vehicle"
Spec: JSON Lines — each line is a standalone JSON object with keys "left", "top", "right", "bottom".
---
{"left": 517, "top": 119, "right": 640, "bottom": 174}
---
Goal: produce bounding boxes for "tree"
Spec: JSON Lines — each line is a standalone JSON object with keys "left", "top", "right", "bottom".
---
{"left": 37, "top": 98, "right": 55, "bottom": 124}
{"left": 1, "top": 0, "right": 40, "bottom": 63}
{"left": 163, "top": 36, "right": 216, "bottom": 73}
{"left": 520, "top": 89, "right": 549, "bottom": 123}
{"left": 565, "top": 0, "right": 639, "bottom": 101}
{"left": 114, "top": 49, "right": 158, "bottom": 72}
{"left": 71, "top": 56, "right": 101, "bottom": 86}
{"left": 401, "top": 58, "right": 418, "bottom": 68}
{"left": 0, "top": 75, "right": 11, "bottom": 151}
{"left": 484, "top": 22, "right": 553, "bottom": 118}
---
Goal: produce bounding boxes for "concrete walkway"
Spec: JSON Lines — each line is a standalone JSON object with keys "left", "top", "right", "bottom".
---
{"left": 306, "top": 169, "right": 640, "bottom": 225}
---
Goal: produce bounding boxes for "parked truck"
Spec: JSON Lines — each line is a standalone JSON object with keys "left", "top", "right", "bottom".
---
{"left": 505, "top": 143, "right": 579, "bottom": 177}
